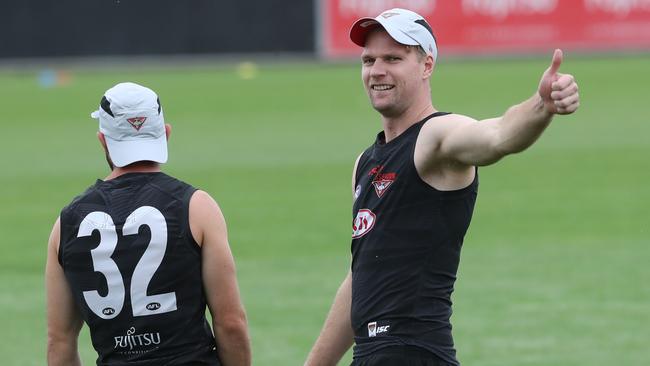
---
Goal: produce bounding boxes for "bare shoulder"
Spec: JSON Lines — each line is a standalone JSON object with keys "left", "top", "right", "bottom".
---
{"left": 418, "top": 113, "right": 478, "bottom": 149}
{"left": 352, "top": 152, "right": 364, "bottom": 179}
{"left": 353, "top": 152, "right": 364, "bottom": 169}
{"left": 422, "top": 113, "right": 478, "bottom": 133}
{"left": 189, "top": 190, "right": 226, "bottom": 245}
{"left": 190, "top": 190, "right": 220, "bottom": 211}
{"left": 352, "top": 152, "right": 364, "bottom": 196}
{"left": 48, "top": 217, "right": 61, "bottom": 253}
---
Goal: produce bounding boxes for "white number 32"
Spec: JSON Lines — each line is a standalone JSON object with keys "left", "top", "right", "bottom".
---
{"left": 77, "top": 206, "right": 177, "bottom": 319}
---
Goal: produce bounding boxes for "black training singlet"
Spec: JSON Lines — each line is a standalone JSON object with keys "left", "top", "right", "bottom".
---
{"left": 350, "top": 113, "right": 478, "bottom": 365}
{"left": 59, "top": 172, "right": 220, "bottom": 366}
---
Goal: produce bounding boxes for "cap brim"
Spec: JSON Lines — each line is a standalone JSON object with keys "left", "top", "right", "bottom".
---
{"left": 350, "top": 18, "right": 380, "bottom": 47}
{"left": 350, "top": 17, "right": 420, "bottom": 48}
{"left": 104, "top": 133, "right": 168, "bottom": 168}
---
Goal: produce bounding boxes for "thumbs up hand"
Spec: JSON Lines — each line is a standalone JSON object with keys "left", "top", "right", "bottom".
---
{"left": 538, "top": 49, "right": 580, "bottom": 115}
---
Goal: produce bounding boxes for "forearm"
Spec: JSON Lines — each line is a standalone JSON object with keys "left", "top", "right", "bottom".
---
{"left": 47, "top": 339, "right": 81, "bottom": 366}
{"left": 213, "top": 318, "right": 251, "bottom": 366}
{"left": 495, "top": 93, "right": 554, "bottom": 155}
{"left": 305, "top": 273, "right": 354, "bottom": 366}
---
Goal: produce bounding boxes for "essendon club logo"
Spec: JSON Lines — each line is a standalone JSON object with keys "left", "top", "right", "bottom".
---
{"left": 127, "top": 117, "right": 147, "bottom": 131}
{"left": 372, "top": 172, "right": 396, "bottom": 198}
{"left": 367, "top": 165, "right": 397, "bottom": 197}
{"left": 352, "top": 209, "right": 376, "bottom": 239}
{"left": 372, "top": 179, "right": 393, "bottom": 198}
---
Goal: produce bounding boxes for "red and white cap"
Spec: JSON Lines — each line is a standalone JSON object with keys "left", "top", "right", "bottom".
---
{"left": 90, "top": 82, "right": 167, "bottom": 168}
{"left": 350, "top": 8, "right": 438, "bottom": 60}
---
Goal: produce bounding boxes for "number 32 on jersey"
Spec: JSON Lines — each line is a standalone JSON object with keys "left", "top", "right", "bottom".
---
{"left": 77, "top": 206, "right": 176, "bottom": 319}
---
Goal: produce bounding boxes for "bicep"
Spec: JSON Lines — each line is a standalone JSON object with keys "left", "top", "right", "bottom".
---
{"left": 438, "top": 116, "right": 503, "bottom": 166}
{"left": 202, "top": 215, "right": 241, "bottom": 318}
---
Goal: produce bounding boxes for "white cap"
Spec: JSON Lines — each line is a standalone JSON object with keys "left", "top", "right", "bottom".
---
{"left": 90, "top": 82, "right": 167, "bottom": 168}
{"left": 349, "top": 8, "right": 438, "bottom": 60}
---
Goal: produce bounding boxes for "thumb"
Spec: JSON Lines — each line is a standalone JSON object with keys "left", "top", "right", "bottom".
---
{"left": 548, "top": 49, "right": 563, "bottom": 75}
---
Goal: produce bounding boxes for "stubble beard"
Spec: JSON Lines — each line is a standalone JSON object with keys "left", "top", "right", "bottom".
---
{"left": 371, "top": 95, "right": 405, "bottom": 118}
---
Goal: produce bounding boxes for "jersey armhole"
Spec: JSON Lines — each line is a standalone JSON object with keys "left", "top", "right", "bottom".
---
{"left": 57, "top": 207, "right": 74, "bottom": 267}
{"left": 57, "top": 218, "right": 65, "bottom": 266}
{"left": 353, "top": 150, "right": 368, "bottom": 189}
{"left": 183, "top": 187, "right": 202, "bottom": 255}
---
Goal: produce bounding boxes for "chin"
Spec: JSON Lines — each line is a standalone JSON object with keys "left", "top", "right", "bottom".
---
{"left": 372, "top": 102, "right": 398, "bottom": 116}
{"left": 371, "top": 99, "right": 390, "bottom": 111}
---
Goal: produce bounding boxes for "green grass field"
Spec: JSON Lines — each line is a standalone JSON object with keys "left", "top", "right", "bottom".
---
{"left": 0, "top": 53, "right": 648, "bottom": 365}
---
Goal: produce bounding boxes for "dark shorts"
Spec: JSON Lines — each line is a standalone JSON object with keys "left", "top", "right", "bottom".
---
{"left": 350, "top": 346, "right": 454, "bottom": 366}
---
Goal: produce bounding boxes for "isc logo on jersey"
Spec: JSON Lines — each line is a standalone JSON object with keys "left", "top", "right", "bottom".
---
{"left": 352, "top": 209, "right": 376, "bottom": 239}
{"left": 367, "top": 321, "right": 390, "bottom": 337}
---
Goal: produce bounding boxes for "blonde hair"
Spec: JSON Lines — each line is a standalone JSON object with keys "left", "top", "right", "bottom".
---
{"left": 406, "top": 45, "right": 427, "bottom": 61}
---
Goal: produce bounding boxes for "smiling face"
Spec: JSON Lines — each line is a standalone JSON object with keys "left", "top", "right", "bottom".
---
{"left": 361, "top": 29, "right": 432, "bottom": 118}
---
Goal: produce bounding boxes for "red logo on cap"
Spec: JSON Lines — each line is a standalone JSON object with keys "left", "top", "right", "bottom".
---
{"left": 381, "top": 12, "right": 400, "bottom": 18}
{"left": 127, "top": 117, "right": 147, "bottom": 131}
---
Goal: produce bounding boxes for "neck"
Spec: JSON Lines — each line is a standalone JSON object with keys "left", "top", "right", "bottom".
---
{"left": 105, "top": 162, "right": 161, "bottom": 180}
{"left": 381, "top": 102, "right": 437, "bottom": 142}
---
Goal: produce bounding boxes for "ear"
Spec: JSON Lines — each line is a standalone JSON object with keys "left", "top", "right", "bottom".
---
{"left": 97, "top": 132, "right": 108, "bottom": 151}
{"left": 422, "top": 54, "right": 435, "bottom": 79}
{"left": 165, "top": 123, "right": 172, "bottom": 140}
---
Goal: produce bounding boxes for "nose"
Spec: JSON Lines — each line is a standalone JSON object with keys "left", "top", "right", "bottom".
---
{"left": 368, "top": 59, "right": 387, "bottom": 78}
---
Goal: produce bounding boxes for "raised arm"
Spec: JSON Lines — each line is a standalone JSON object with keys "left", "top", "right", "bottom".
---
{"left": 418, "top": 49, "right": 579, "bottom": 168}
{"left": 190, "top": 191, "right": 251, "bottom": 366}
{"left": 46, "top": 217, "right": 83, "bottom": 366}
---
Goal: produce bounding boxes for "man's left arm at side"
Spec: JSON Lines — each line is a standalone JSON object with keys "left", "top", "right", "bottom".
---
{"left": 46, "top": 217, "right": 83, "bottom": 366}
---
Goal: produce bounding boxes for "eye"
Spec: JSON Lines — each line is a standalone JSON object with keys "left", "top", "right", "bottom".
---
{"left": 362, "top": 58, "right": 375, "bottom": 66}
{"left": 386, "top": 56, "right": 401, "bottom": 62}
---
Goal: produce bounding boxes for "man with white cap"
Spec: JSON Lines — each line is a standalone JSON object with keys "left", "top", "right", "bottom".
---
{"left": 45, "top": 82, "right": 251, "bottom": 365}
{"left": 306, "top": 8, "right": 579, "bottom": 366}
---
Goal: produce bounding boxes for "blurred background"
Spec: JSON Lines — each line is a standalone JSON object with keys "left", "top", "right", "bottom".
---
{"left": 1, "top": 0, "right": 648, "bottom": 365}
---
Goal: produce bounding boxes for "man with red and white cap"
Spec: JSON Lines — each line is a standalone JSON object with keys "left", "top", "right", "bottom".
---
{"left": 46, "top": 82, "right": 251, "bottom": 366}
{"left": 306, "top": 8, "right": 579, "bottom": 366}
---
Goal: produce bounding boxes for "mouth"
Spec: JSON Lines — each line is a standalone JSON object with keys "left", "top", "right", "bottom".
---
{"left": 371, "top": 84, "right": 394, "bottom": 91}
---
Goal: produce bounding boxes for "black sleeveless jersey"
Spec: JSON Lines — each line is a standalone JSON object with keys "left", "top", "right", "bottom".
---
{"left": 59, "top": 172, "right": 220, "bottom": 366}
{"left": 350, "top": 113, "right": 478, "bottom": 365}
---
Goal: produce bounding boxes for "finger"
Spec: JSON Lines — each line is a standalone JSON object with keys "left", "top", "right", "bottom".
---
{"left": 551, "top": 74, "right": 574, "bottom": 91}
{"left": 556, "top": 100, "right": 580, "bottom": 114}
{"left": 551, "top": 82, "right": 579, "bottom": 100}
{"left": 548, "top": 49, "right": 563, "bottom": 74}
{"left": 554, "top": 93, "right": 580, "bottom": 109}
